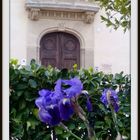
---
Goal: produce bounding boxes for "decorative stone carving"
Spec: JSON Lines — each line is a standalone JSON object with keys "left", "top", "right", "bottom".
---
{"left": 28, "top": 8, "right": 40, "bottom": 20}
{"left": 84, "top": 12, "right": 95, "bottom": 23}
{"left": 57, "top": 22, "right": 66, "bottom": 31}
{"left": 40, "top": 10, "right": 84, "bottom": 21}
{"left": 25, "top": 0, "right": 100, "bottom": 23}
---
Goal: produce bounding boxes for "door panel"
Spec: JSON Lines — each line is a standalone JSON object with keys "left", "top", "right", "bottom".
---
{"left": 61, "top": 32, "right": 80, "bottom": 69}
{"left": 62, "top": 59, "right": 77, "bottom": 69}
{"left": 40, "top": 32, "right": 80, "bottom": 69}
{"left": 41, "top": 58, "right": 57, "bottom": 68}
{"left": 40, "top": 33, "right": 59, "bottom": 68}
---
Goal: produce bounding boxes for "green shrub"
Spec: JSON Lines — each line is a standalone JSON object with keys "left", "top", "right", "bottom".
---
{"left": 10, "top": 59, "right": 130, "bottom": 140}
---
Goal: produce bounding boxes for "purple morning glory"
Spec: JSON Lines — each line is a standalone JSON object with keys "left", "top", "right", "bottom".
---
{"left": 100, "top": 89, "right": 119, "bottom": 112}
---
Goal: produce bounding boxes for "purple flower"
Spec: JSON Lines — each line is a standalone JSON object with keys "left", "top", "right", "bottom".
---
{"left": 81, "top": 90, "right": 93, "bottom": 112}
{"left": 86, "top": 98, "right": 93, "bottom": 112}
{"left": 100, "top": 89, "right": 119, "bottom": 112}
{"left": 38, "top": 109, "right": 52, "bottom": 123}
{"left": 39, "top": 105, "right": 61, "bottom": 126}
{"left": 35, "top": 89, "right": 61, "bottom": 126}
{"left": 54, "top": 79, "right": 63, "bottom": 95}
{"left": 62, "top": 77, "right": 83, "bottom": 98}
{"left": 59, "top": 98, "right": 74, "bottom": 121}
{"left": 39, "top": 89, "right": 51, "bottom": 97}
{"left": 35, "top": 77, "right": 92, "bottom": 126}
{"left": 46, "top": 105, "right": 61, "bottom": 126}
{"left": 35, "top": 89, "right": 53, "bottom": 108}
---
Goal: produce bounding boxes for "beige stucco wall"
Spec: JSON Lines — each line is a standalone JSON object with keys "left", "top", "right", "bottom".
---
{"left": 10, "top": 0, "right": 130, "bottom": 74}
{"left": 93, "top": 10, "right": 130, "bottom": 74}
{"left": 10, "top": 0, "right": 28, "bottom": 61}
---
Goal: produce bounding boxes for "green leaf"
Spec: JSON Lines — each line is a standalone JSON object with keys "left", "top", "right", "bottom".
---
{"left": 33, "top": 109, "right": 39, "bottom": 118}
{"left": 62, "top": 132, "right": 71, "bottom": 138}
{"left": 27, "top": 118, "right": 40, "bottom": 130}
{"left": 26, "top": 121, "right": 31, "bottom": 131}
{"left": 29, "top": 79, "right": 37, "bottom": 88}
{"left": 69, "top": 124, "right": 75, "bottom": 130}
{"left": 55, "top": 126, "right": 63, "bottom": 135}
{"left": 10, "top": 58, "right": 18, "bottom": 65}
{"left": 15, "top": 83, "right": 28, "bottom": 90}
{"left": 11, "top": 122, "right": 24, "bottom": 138}
{"left": 19, "top": 99, "right": 26, "bottom": 110}
{"left": 79, "top": 123, "right": 86, "bottom": 129}
{"left": 16, "top": 91, "right": 24, "bottom": 97}
{"left": 73, "top": 64, "right": 78, "bottom": 70}
{"left": 98, "top": 104, "right": 106, "bottom": 112}
{"left": 43, "top": 135, "right": 51, "bottom": 140}
{"left": 24, "top": 91, "right": 37, "bottom": 101}
{"left": 95, "top": 121, "right": 104, "bottom": 128}
{"left": 117, "top": 120, "right": 123, "bottom": 128}
{"left": 10, "top": 108, "right": 16, "bottom": 117}
{"left": 104, "top": 116, "right": 112, "bottom": 127}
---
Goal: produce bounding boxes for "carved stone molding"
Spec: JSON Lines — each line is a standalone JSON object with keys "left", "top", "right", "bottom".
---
{"left": 40, "top": 10, "right": 84, "bottom": 21}
{"left": 25, "top": 0, "right": 100, "bottom": 23}
{"left": 57, "top": 22, "right": 66, "bottom": 31}
{"left": 28, "top": 8, "right": 40, "bottom": 20}
{"left": 84, "top": 11, "right": 95, "bottom": 23}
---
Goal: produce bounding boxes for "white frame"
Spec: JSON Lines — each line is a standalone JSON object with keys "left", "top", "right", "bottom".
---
{"left": 2, "top": 0, "right": 138, "bottom": 139}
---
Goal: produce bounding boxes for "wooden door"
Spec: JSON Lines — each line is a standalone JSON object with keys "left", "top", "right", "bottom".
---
{"left": 40, "top": 32, "right": 80, "bottom": 69}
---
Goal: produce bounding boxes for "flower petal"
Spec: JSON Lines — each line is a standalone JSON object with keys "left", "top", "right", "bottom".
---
{"left": 101, "top": 89, "right": 119, "bottom": 112}
{"left": 47, "top": 105, "right": 61, "bottom": 126}
{"left": 38, "top": 109, "right": 52, "bottom": 124}
{"left": 54, "top": 79, "right": 62, "bottom": 95}
{"left": 81, "top": 90, "right": 93, "bottom": 112}
{"left": 63, "top": 77, "right": 83, "bottom": 98}
{"left": 39, "top": 89, "right": 51, "bottom": 97}
{"left": 100, "top": 90, "right": 108, "bottom": 106}
{"left": 86, "top": 99, "right": 93, "bottom": 112}
{"left": 42, "top": 96, "right": 52, "bottom": 107}
{"left": 113, "top": 102, "right": 119, "bottom": 112}
{"left": 35, "top": 97, "right": 44, "bottom": 108}
{"left": 59, "top": 98, "right": 74, "bottom": 121}
{"left": 53, "top": 79, "right": 64, "bottom": 102}
{"left": 110, "top": 95, "right": 119, "bottom": 112}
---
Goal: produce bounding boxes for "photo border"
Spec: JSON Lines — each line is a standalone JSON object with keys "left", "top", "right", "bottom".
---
{"left": 131, "top": 0, "right": 138, "bottom": 139}
{"left": 1, "top": 0, "right": 3, "bottom": 139}
{"left": 3, "top": 0, "right": 10, "bottom": 139}
{"left": 2, "top": 0, "right": 138, "bottom": 139}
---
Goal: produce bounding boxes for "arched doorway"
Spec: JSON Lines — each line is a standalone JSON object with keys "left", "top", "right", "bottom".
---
{"left": 40, "top": 32, "right": 80, "bottom": 69}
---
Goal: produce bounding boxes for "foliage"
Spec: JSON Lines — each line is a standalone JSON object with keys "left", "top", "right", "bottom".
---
{"left": 10, "top": 59, "right": 131, "bottom": 140}
{"left": 92, "top": 0, "right": 131, "bottom": 32}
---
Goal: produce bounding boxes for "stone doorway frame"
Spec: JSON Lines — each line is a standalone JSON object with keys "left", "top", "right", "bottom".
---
{"left": 36, "top": 27, "right": 85, "bottom": 68}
